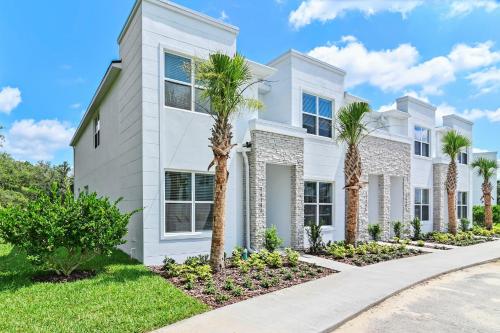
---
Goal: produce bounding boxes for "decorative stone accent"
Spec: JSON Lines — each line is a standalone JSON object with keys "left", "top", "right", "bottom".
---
{"left": 358, "top": 135, "right": 411, "bottom": 241}
{"left": 433, "top": 163, "right": 448, "bottom": 232}
{"left": 248, "top": 130, "right": 304, "bottom": 250}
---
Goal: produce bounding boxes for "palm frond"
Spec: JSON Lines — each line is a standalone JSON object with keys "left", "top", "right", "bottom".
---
{"left": 472, "top": 157, "right": 497, "bottom": 180}
{"left": 335, "top": 102, "right": 371, "bottom": 146}
{"left": 441, "top": 130, "right": 471, "bottom": 160}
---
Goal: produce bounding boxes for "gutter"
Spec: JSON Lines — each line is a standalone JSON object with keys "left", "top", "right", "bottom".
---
{"left": 238, "top": 143, "right": 256, "bottom": 253}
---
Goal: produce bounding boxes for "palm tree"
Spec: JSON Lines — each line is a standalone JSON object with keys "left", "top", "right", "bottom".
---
{"left": 441, "top": 130, "right": 471, "bottom": 235}
{"left": 472, "top": 157, "right": 497, "bottom": 230}
{"left": 336, "top": 102, "right": 371, "bottom": 245}
{"left": 196, "top": 53, "right": 262, "bottom": 271}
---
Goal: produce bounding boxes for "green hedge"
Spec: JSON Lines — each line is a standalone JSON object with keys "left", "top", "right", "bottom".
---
{"left": 473, "top": 205, "right": 500, "bottom": 226}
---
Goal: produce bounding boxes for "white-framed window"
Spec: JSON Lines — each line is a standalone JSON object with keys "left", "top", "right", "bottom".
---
{"left": 302, "top": 93, "right": 333, "bottom": 138}
{"left": 414, "top": 188, "right": 430, "bottom": 221}
{"left": 457, "top": 191, "right": 468, "bottom": 219}
{"left": 164, "top": 52, "right": 210, "bottom": 113}
{"left": 414, "top": 126, "right": 430, "bottom": 157}
{"left": 458, "top": 149, "right": 468, "bottom": 165}
{"left": 304, "top": 181, "right": 333, "bottom": 227}
{"left": 165, "top": 171, "right": 214, "bottom": 233}
{"left": 93, "top": 113, "right": 100, "bottom": 148}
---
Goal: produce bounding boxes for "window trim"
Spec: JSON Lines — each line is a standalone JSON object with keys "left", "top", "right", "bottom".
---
{"left": 301, "top": 91, "right": 334, "bottom": 139}
{"left": 458, "top": 149, "right": 468, "bottom": 165}
{"left": 457, "top": 191, "right": 468, "bottom": 219}
{"left": 304, "top": 180, "right": 334, "bottom": 228}
{"left": 164, "top": 170, "right": 215, "bottom": 237}
{"left": 413, "top": 125, "right": 430, "bottom": 158}
{"left": 163, "top": 51, "right": 210, "bottom": 114}
{"left": 414, "top": 188, "right": 430, "bottom": 222}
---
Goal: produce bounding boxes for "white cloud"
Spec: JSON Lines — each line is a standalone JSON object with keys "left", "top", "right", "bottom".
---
{"left": 308, "top": 38, "right": 500, "bottom": 95}
{"left": 473, "top": 147, "right": 489, "bottom": 153}
{"left": 219, "top": 10, "right": 229, "bottom": 21}
{"left": 467, "top": 66, "right": 500, "bottom": 95}
{"left": 435, "top": 103, "right": 457, "bottom": 124}
{"left": 289, "top": 0, "right": 422, "bottom": 29}
{"left": 69, "top": 103, "right": 82, "bottom": 109}
{"left": 377, "top": 90, "right": 429, "bottom": 113}
{"left": 3, "top": 119, "right": 75, "bottom": 161}
{"left": 448, "top": 0, "right": 500, "bottom": 17}
{"left": 0, "top": 87, "right": 22, "bottom": 114}
{"left": 435, "top": 103, "right": 500, "bottom": 123}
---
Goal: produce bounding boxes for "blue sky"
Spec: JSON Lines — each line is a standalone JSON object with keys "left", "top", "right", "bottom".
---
{"left": 0, "top": 0, "right": 499, "bottom": 166}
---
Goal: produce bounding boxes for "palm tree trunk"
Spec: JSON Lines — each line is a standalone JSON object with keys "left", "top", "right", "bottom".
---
{"left": 345, "top": 144, "right": 361, "bottom": 245}
{"left": 346, "top": 187, "right": 359, "bottom": 244}
{"left": 210, "top": 155, "right": 228, "bottom": 272}
{"left": 446, "top": 159, "right": 457, "bottom": 235}
{"left": 483, "top": 181, "right": 493, "bottom": 230}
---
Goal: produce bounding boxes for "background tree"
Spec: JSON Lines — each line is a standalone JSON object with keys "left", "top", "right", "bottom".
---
{"left": 472, "top": 157, "right": 497, "bottom": 230}
{"left": 336, "top": 102, "right": 371, "bottom": 245}
{"left": 441, "top": 130, "right": 471, "bottom": 235}
{"left": 497, "top": 180, "right": 499, "bottom": 205}
{"left": 196, "top": 53, "right": 262, "bottom": 271}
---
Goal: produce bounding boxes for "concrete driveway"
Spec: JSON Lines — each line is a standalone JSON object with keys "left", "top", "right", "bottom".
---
{"left": 334, "top": 261, "right": 500, "bottom": 333}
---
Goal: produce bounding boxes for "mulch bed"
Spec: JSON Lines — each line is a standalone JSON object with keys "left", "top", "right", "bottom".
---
{"left": 32, "top": 270, "right": 96, "bottom": 283}
{"left": 151, "top": 261, "right": 336, "bottom": 308}
{"left": 313, "top": 249, "right": 425, "bottom": 267}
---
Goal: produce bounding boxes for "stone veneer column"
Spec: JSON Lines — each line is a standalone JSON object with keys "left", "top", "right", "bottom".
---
{"left": 248, "top": 130, "right": 304, "bottom": 250}
{"left": 433, "top": 163, "right": 448, "bottom": 232}
{"left": 379, "top": 174, "right": 391, "bottom": 240}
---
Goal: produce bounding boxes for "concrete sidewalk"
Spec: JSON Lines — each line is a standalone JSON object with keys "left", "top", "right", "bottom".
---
{"left": 153, "top": 240, "right": 500, "bottom": 333}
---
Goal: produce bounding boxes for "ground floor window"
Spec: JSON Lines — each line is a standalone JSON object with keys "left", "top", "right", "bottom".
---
{"left": 165, "top": 171, "right": 214, "bottom": 233}
{"left": 414, "top": 188, "right": 430, "bottom": 221}
{"left": 304, "top": 181, "right": 333, "bottom": 227}
{"left": 457, "top": 191, "right": 468, "bottom": 219}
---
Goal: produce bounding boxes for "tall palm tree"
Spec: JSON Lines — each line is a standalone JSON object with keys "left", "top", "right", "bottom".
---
{"left": 441, "top": 130, "right": 471, "bottom": 235}
{"left": 196, "top": 53, "right": 262, "bottom": 271}
{"left": 336, "top": 102, "right": 371, "bottom": 245}
{"left": 472, "top": 157, "right": 497, "bottom": 230}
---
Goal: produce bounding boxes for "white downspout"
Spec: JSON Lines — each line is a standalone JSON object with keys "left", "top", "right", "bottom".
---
{"left": 239, "top": 145, "right": 256, "bottom": 253}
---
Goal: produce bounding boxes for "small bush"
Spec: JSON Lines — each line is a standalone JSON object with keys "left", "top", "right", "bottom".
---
{"left": 264, "top": 225, "right": 283, "bottom": 252}
{"left": 248, "top": 253, "right": 266, "bottom": 271}
{"left": 473, "top": 205, "right": 500, "bottom": 226}
{"left": 223, "top": 278, "right": 236, "bottom": 291}
{"left": 242, "top": 276, "right": 254, "bottom": 289}
{"left": 416, "top": 240, "right": 425, "bottom": 247}
{"left": 393, "top": 221, "right": 403, "bottom": 238}
{"left": 203, "top": 280, "right": 216, "bottom": 295}
{"left": 306, "top": 223, "right": 324, "bottom": 254}
{"left": 215, "top": 292, "right": 230, "bottom": 304}
{"left": 284, "top": 248, "right": 300, "bottom": 267}
{"left": 185, "top": 254, "right": 209, "bottom": 267}
{"left": 411, "top": 217, "right": 422, "bottom": 240}
{"left": 0, "top": 185, "right": 139, "bottom": 276}
{"left": 368, "top": 224, "right": 382, "bottom": 241}
{"left": 265, "top": 251, "right": 283, "bottom": 268}
{"left": 460, "top": 219, "right": 470, "bottom": 232}
{"left": 232, "top": 286, "right": 243, "bottom": 297}
{"left": 260, "top": 278, "right": 271, "bottom": 288}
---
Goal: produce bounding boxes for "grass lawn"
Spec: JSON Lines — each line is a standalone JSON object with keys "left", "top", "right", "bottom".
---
{"left": 0, "top": 243, "right": 209, "bottom": 333}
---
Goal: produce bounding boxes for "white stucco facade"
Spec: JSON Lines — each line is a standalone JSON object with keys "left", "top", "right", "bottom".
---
{"left": 71, "top": 0, "right": 484, "bottom": 264}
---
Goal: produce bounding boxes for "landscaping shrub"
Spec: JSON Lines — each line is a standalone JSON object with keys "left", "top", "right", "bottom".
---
{"left": 264, "top": 251, "right": 283, "bottom": 268}
{"left": 0, "top": 184, "right": 139, "bottom": 276}
{"left": 264, "top": 225, "right": 283, "bottom": 252}
{"left": 306, "top": 223, "right": 324, "bottom": 254}
{"left": 460, "top": 218, "right": 470, "bottom": 232}
{"left": 284, "top": 248, "right": 299, "bottom": 267}
{"left": 393, "top": 221, "right": 403, "bottom": 239}
{"left": 368, "top": 224, "right": 382, "bottom": 241}
{"left": 473, "top": 205, "right": 500, "bottom": 226}
{"left": 411, "top": 217, "right": 422, "bottom": 240}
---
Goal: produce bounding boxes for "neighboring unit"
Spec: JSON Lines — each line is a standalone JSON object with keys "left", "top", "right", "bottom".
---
{"left": 71, "top": 0, "right": 485, "bottom": 264}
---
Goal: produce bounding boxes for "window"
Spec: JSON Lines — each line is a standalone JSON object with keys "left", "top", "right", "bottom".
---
{"left": 414, "top": 188, "right": 430, "bottom": 221}
{"left": 414, "top": 126, "right": 430, "bottom": 157}
{"left": 93, "top": 114, "right": 100, "bottom": 148}
{"left": 457, "top": 191, "right": 468, "bottom": 219}
{"left": 304, "top": 181, "right": 333, "bottom": 227}
{"left": 164, "top": 52, "right": 210, "bottom": 113}
{"left": 165, "top": 171, "right": 214, "bottom": 233}
{"left": 458, "top": 149, "right": 468, "bottom": 165}
{"left": 302, "top": 93, "right": 333, "bottom": 138}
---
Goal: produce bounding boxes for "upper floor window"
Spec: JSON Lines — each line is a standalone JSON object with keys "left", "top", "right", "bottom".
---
{"left": 302, "top": 93, "right": 333, "bottom": 138}
{"left": 165, "top": 171, "right": 214, "bottom": 233}
{"left": 458, "top": 149, "right": 468, "bottom": 165}
{"left": 304, "top": 181, "right": 333, "bottom": 227}
{"left": 414, "top": 126, "right": 430, "bottom": 157}
{"left": 414, "top": 188, "right": 430, "bottom": 221}
{"left": 457, "top": 191, "right": 468, "bottom": 219}
{"left": 93, "top": 114, "right": 100, "bottom": 148}
{"left": 164, "top": 52, "right": 210, "bottom": 113}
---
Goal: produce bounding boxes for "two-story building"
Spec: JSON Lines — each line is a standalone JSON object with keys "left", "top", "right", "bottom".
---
{"left": 71, "top": 0, "right": 483, "bottom": 264}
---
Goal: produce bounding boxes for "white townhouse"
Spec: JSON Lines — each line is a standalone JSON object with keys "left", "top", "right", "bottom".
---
{"left": 71, "top": 0, "right": 484, "bottom": 264}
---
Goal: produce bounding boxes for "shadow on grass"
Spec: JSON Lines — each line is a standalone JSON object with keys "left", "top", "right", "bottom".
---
{"left": 0, "top": 244, "right": 154, "bottom": 292}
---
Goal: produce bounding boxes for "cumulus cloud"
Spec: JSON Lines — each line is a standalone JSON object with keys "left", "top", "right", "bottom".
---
{"left": 219, "top": 10, "right": 229, "bottom": 21}
{"left": 289, "top": 0, "right": 422, "bottom": 29}
{"left": 3, "top": 119, "right": 75, "bottom": 161}
{"left": 308, "top": 38, "right": 500, "bottom": 95}
{"left": 0, "top": 87, "right": 22, "bottom": 114}
{"left": 447, "top": 0, "right": 500, "bottom": 17}
{"left": 467, "top": 66, "right": 500, "bottom": 95}
{"left": 377, "top": 90, "right": 429, "bottom": 113}
{"left": 434, "top": 103, "right": 500, "bottom": 124}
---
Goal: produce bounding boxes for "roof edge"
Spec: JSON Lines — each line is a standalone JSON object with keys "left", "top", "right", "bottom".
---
{"left": 396, "top": 95, "right": 437, "bottom": 111}
{"left": 267, "top": 49, "right": 347, "bottom": 76}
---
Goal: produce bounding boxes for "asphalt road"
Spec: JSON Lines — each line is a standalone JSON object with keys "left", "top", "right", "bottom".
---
{"left": 334, "top": 260, "right": 500, "bottom": 333}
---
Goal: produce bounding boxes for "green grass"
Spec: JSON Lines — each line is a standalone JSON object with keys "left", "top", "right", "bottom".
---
{"left": 0, "top": 243, "right": 209, "bottom": 333}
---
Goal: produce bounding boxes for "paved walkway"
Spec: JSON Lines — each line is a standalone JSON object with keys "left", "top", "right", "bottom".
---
{"left": 153, "top": 240, "right": 500, "bottom": 333}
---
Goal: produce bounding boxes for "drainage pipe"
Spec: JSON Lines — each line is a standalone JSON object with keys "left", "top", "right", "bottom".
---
{"left": 239, "top": 145, "right": 255, "bottom": 253}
